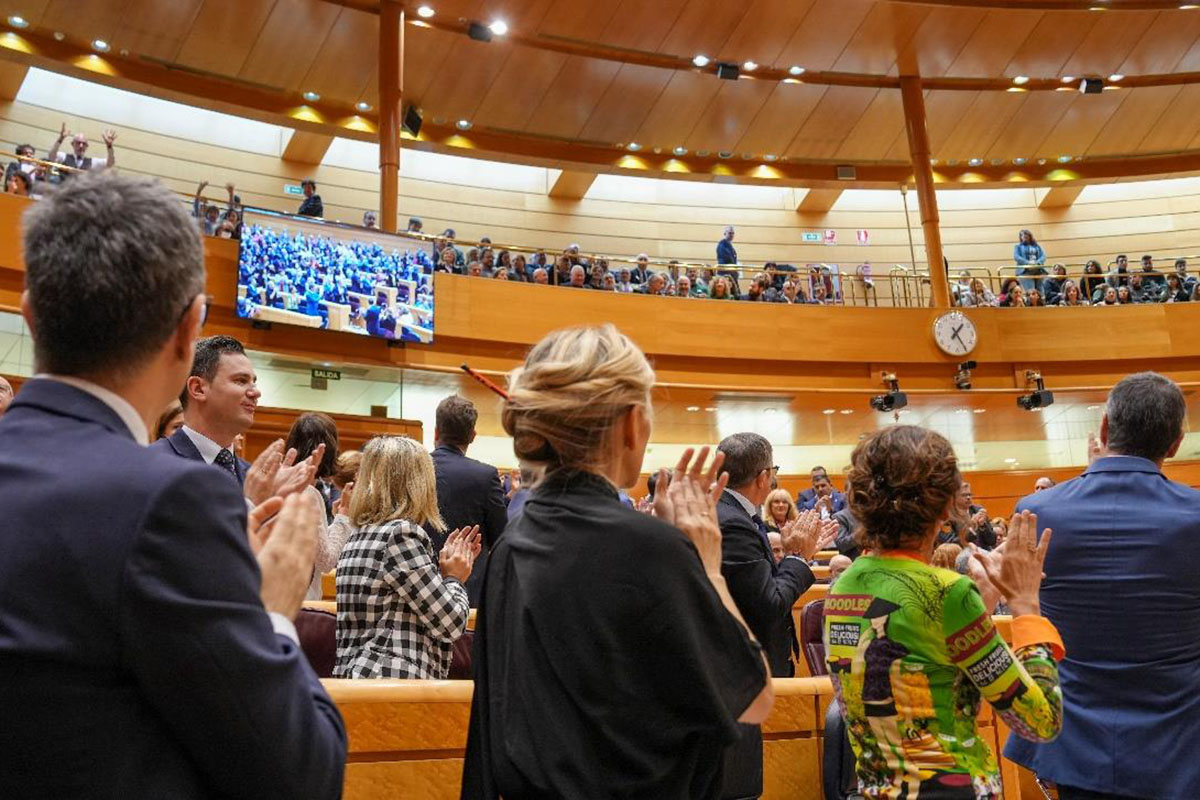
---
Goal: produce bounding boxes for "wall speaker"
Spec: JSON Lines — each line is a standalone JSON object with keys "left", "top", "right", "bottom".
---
{"left": 716, "top": 62, "right": 739, "bottom": 80}
{"left": 467, "top": 21, "right": 492, "bottom": 42}
{"left": 836, "top": 165, "right": 857, "bottom": 181}
{"left": 1079, "top": 78, "right": 1103, "bottom": 95}
{"left": 402, "top": 104, "right": 422, "bottom": 137}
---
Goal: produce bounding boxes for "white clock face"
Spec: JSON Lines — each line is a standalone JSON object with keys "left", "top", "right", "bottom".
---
{"left": 933, "top": 311, "right": 977, "bottom": 356}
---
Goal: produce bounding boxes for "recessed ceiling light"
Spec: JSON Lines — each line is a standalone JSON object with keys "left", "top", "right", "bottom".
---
{"left": 118, "top": 48, "right": 129, "bottom": 56}
{"left": 764, "top": 407, "right": 776, "bottom": 414}
{"left": 968, "top": 157, "right": 983, "bottom": 166}
{"left": 718, "top": 151, "right": 733, "bottom": 158}
{"left": 1061, "top": 75, "right": 1075, "bottom": 83}
{"left": 930, "top": 158, "right": 938, "bottom": 165}
{"left": 823, "top": 408, "right": 836, "bottom": 415}
{"left": 1057, "top": 154, "right": 1072, "bottom": 163}
{"left": 840, "top": 409, "right": 854, "bottom": 415}
{"left": 7, "top": 15, "right": 28, "bottom": 28}
{"left": 1181, "top": 4, "right": 1199, "bottom": 8}
{"left": 686, "top": 406, "right": 700, "bottom": 412}
{"left": 788, "top": 65, "right": 805, "bottom": 76}
{"left": 53, "top": 31, "right": 65, "bottom": 41}
{"left": 946, "top": 159, "right": 958, "bottom": 166}
{"left": 1013, "top": 75, "right": 1030, "bottom": 85}
{"left": 956, "top": 408, "right": 970, "bottom": 413}
{"left": 302, "top": 90, "right": 320, "bottom": 102}
{"left": 356, "top": 101, "right": 372, "bottom": 112}
{"left": 673, "top": 146, "right": 687, "bottom": 156}
{"left": 626, "top": 142, "right": 641, "bottom": 151}
{"left": 743, "top": 60, "right": 758, "bottom": 72}
{"left": 692, "top": 54, "right": 710, "bottom": 67}
{"left": 973, "top": 408, "right": 987, "bottom": 414}
{"left": 488, "top": 19, "right": 507, "bottom": 35}
{"left": 1087, "top": 404, "right": 1102, "bottom": 410}
{"left": 92, "top": 39, "right": 110, "bottom": 52}
{"left": 990, "top": 158, "right": 1005, "bottom": 166}
{"left": 1013, "top": 157, "right": 1027, "bottom": 165}
{"left": 1108, "top": 73, "right": 1124, "bottom": 82}
{"left": 696, "top": 149, "right": 711, "bottom": 157}
{"left": 1004, "top": 457, "right": 1017, "bottom": 463}
{"left": 763, "top": 153, "right": 777, "bottom": 162}
{"left": 1088, "top": 5, "right": 1106, "bottom": 10}
{"left": 704, "top": 406, "right": 717, "bottom": 412}
{"left": 456, "top": 119, "right": 472, "bottom": 130}
{"left": 1037, "top": 158, "right": 1047, "bottom": 165}
{"left": 416, "top": 5, "right": 435, "bottom": 18}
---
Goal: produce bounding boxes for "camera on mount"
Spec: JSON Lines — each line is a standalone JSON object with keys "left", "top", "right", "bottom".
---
{"left": 870, "top": 372, "right": 908, "bottom": 413}
{"left": 954, "top": 360, "right": 977, "bottom": 391}
{"left": 1017, "top": 370, "right": 1054, "bottom": 411}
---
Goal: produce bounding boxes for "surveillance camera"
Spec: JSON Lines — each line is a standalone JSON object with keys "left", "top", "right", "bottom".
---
{"left": 954, "top": 372, "right": 972, "bottom": 391}
{"left": 870, "top": 391, "right": 908, "bottom": 413}
{"left": 958, "top": 360, "right": 977, "bottom": 371}
{"left": 1017, "top": 389, "right": 1054, "bottom": 411}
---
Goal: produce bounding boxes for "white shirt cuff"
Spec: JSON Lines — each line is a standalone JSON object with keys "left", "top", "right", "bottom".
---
{"left": 269, "top": 612, "right": 300, "bottom": 645}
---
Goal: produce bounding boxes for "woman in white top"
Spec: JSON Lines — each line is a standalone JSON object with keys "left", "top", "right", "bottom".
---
{"left": 284, "top": 413, "right": 355, "bottom": 599}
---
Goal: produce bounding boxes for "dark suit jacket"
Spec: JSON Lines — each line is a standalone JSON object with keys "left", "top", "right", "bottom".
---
{"left": 717, "top": 491, "right": 815, "bottom": 800}
{"left": 150, "top": 426, "right": 250, "bottom": 485}
{"left": 297, "top": 194, "right": 324, "bottom": 217}
{"left": 1004, "top": 456, "right": 1200, "bottom": 798}
{"left": 431, "top": 444, "right": 508, "bottom": 605}
{"left": 0, "top": 379, "right": 346, "bottom": 798}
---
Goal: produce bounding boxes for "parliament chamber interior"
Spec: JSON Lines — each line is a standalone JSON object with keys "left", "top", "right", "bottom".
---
{"left": 3, "top": 1, "right": 1200, "bottom": 799}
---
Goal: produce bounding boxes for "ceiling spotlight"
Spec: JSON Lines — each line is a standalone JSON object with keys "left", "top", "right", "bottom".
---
{"left": 704, "top": 406, "right": 717, "bottom": 412}
{"left": 626, "top": 142, "right": 642, "bottom": 151}
{"left": 1181, "top": 4, "right": 1199, "bottom": 8}
{"left": 743, "top": 60, "right": 758, "bottom": 71}
{"left": 1004, "top": 457, "right": 1018, "bottom": 464}
{"left": 53, "top": 31, "right": 65, "bottom": 41}
{"left": 356, "top": 101, "right": 372, "bottom": 112}
{"left": 788, "top": 65, "right": 805, "bottom": 76}
{"left": 1061, "top": 75, "right": 1075, "bottom": 83}
{"left": 1108, "top": 73, "right": 1124, "bottom": 82}
{"left": 92, "top": 39, "right": 110, "bottom": 52}
{"left": 692, "top": 54, "right": 710, "bottom": 67}
{"left": 673, "top": 146, "right": 687, "bottom": 156}
{"left": 1017, "top": 370, "right": 1055, "bottom": 411}
{"left": 7, "top": 15, "right": 28, "bottom": 28}
{"left": 686, "top": 406, "right": 700, "bottom": 412}
{"left": 456, "top": 119, "right": 472, "bottom": 130}
{"left": 718, "top": 151, "right": 733, "bottom": 159}
{"left": 302, "top": 90, "right": 320, "bottom": 102}
{"left": 823, "top": 408, "right": 836, "bottom": 415}
{"left": 840, "top": 409, "right": 854, "bottom": 415}
{"left": 973, "top": 408, "right": 987, "bottom": 414}
{"left": 870, "top": 372, "right": 908, "bottom": 413}
{"left": 1013, "top": 157, "right": 1027, "bottom": 165}
{"left": 968, "top": 157, "right": 983, "bottom": 166}
{"left": 416, "top": 5, "right": 435, "bottom": 18}
{"left": 488, "top": 19, "right": 508, "bottom": 35}
{"left": 1057, "top": 154, "right": 1072, "bottom": 163}
{"left": 930, "top": 158, "right": 939, "bottom": 166}
{"left": 1013, "top": 75, "right": 1030, "bottom": 85}
{"left": 764, "top": 407, "right": 777, "bottom": 414}
{"left": 763, "top": 153, "right": 778, "bottom": 162}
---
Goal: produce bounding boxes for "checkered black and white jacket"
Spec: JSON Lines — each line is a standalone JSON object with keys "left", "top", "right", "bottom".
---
{"left": 333, "top": 519, "right": 469, "bottom": 679}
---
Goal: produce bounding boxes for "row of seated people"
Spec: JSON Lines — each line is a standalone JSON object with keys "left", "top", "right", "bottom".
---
{"left": 4, "top": 171, "right": 1197, "bottom": 800}
{"left": 955, "top": 256, "right": 1200, "bottom": 306}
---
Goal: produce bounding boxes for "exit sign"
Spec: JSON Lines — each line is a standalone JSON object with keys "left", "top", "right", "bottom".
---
{"left": 284, "top": 184, "right": 305, "bottom": 196}
{"left": 312, "top": 368, "right": 341, "bottom": 380}
{"left": 801, "top": 232, "right": 821, "bottom": 243}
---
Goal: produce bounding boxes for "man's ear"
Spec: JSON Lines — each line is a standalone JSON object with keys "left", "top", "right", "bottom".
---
{"left": 184, "top": 375, "right": 206, "bottom": 405}
{"left": 1166, "top": 433, "right": 1184, "bottom": 460}
{"left": 1099, "top": 414, "right": 1110, "bottom": 449}
{"left": 175, "top": 295, "right": 204, "bottom": 363}
{"left": 19, "top": 291, "right": 35, "bottom": 339}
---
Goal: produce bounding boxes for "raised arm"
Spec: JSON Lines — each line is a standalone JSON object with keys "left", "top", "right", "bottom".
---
{"left": 48, "top": 122, "right": 67, "bottom": 164}
{"left": 102, "top": 128, "right": 117, "bottom": 168}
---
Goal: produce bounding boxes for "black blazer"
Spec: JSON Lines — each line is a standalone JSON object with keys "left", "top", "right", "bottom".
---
{"left": 150, "top": 426, "right": 250, "bottom": 485}
{"left": 0, "top": 379, "right": 346, "bottom": 798}
{"left": 431, "top": 444, "right": 508, "bottom": 605}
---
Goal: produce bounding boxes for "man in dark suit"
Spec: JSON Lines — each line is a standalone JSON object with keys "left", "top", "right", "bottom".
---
{"left": 430, "top": 394, "right": 507, "bottom": 605}
{"left": 715, "top": 432, "right": 834, "bottom": 799}
{"left": 1005, "top": 372, "right": 1200, "bottom": 800}
{"left": 150, "top": 334, "right": 258, "bottom": 485}
{"left": 796, "top": 465, "right": 829, "bottom": 507}
{"left": 0, "top": 171, "right": 346, "bottom": 798}
{"left": 297, "top": 178, "right": 323, "bottom": 217}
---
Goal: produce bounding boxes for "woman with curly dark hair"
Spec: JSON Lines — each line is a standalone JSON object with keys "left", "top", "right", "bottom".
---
{"left": 824, "top": 425, "right": 1064, "bottom": 799}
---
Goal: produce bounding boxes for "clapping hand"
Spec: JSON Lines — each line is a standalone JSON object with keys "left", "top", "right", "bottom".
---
{"left": 256, "top": 492, "right": 319, "bottom": 619}
{"left": 965, "top": 544, "right": 1003, "bottom": 614}
{"left": 243, "top": 439, "right": 322, "bottom": 506}
{"left": 970, "top": 511, "right": 1051, "bottom": 617}
{"left": 331, "top": 481, "right": 354, "bottom": 518}
{"left": 665, "top": 458, "right": 728, "bottom": 575}
{"left": 780, "top": 509, "right": 839, "bottom": 560}
{"left": 439, "top": 525, "right": 482, "bottom": 583}
{"left": 274, "top": 443, "right": 324, "bottom": 497}
{"left": 652, "top": 446, "right": 727, "bottom": 526}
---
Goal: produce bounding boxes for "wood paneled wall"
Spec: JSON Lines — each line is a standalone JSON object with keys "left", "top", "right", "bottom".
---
{"left": 4, "top": 97, "right": 1200, "bottom": 282}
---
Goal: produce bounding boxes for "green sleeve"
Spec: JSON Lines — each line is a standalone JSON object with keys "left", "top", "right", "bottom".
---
{"left": 942, "top": 578, "right": 1062, "bottom": 743}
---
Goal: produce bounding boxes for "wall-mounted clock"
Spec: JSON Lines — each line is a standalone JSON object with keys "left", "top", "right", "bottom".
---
{"left": 933, "top": 311, "right": 977, "bottom": 357}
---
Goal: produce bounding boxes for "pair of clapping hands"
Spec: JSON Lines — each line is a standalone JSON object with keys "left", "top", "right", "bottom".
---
{"left": 649, "top": 449, "right": 840, "bottom": 572}
{"left": 966, "top": 510, "right": 1052, "bottom": 617}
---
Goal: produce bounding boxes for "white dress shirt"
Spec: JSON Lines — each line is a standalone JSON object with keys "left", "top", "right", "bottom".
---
{"left": 181, "top": 425, "right": 228, "bottom": 463}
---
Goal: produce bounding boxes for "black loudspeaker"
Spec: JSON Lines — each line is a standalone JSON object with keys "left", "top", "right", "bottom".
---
{"left": 467, "top": 21, "right": 492, "bottom": 42}
{"left": 1079, "top": 78, "right": 1103, "bottom": 95}
{"left": 716, "top": 62, "right": 739, "bottom": 80}
{"left": 402, "top": 104, "right": 422, "bottom": 137}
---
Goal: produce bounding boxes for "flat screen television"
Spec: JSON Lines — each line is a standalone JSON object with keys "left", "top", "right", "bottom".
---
{"left": 235, "top": 208, "right": 434, "bottom": 344}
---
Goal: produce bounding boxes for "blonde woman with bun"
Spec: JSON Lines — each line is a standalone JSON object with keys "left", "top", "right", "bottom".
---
{"left": 462, "top": 324, "right": 772, "bottom": 800}
{"left": 762, "top": 487, "right": 798, "bottom": 532}
{"left": 334, "top": 435, "right": 482, "bottom": 679}
{"left": 824, "top": 425, "right": 1063, "bottom": 798}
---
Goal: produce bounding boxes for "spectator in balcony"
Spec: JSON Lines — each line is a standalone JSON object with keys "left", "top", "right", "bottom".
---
{"left": 191, "top": 181, "right": 235, "bottom": 237}
{"left": 297, "top": 180, "right": 323, "bottom": 218}
{"left": 4, "top": 143, "right": 37, "bottom": 186}
{"left": 716, "top": 225, "right": 737, "bottom": 266}
{"left": 675, "top": 275, "right": 693, "bottom": 298}
{"left": 589, "top": 264, "right": 608, "bottom": 290}
{"left": 1130, "top": 273, "right": 1164, "bottom": 304}
{"left": 467, "top": 261, "right": 483, "bottom": 278}
{"left": 630, "top": 253, "right": 651, "bottom": 285}
{"left": 951, "top": 271, "right": 973, "bottom": 306}
{"left": 810, "top": 283, "right": 833, "bottom": 305}
{"left": 1042, "top": 264, "right": 1068, "bottom": 305}
{"left": 5, "top": 169, "right": 31, "bottom": 197}
{"left": 1001, "top": 284, "right": 1027, "bottom": 307}
{"left": 480, "top": 250, "right": 496, "bottom": 276}
{"left": 1013, "top": 229, "right": 1046, "bottom": 291}
{"left": 1107, "top": 254, "right": 1130, "bottom": 289}
{"left": 1140, "top": 254, "right": 1164, "bottom": 287}
{"left": 1027, "top": 289, "right": 1046, "bottom": 308}
{"left": 1034, "top": 477, "right": 1056, "bottom": 492}
{"left": 362, "top": 211, "right": 378, "bottom": 229}
{"left": 742, "top": 273, "right": 770, "bottom": 302}
{"left": 960, "top": 278, "right": 997, "bottom": 308}
{"left": 497, "top": 250, "right": 512, "bottom": 273}
{"left": 48, "top": 123, "right": 116, "bottom": 174}
{"left": 532, "top": 268, "right": 548, "bottom": 285}
{"left": 769, "top": 278, "right": 804, "bottom": 304}
{"left": 998, "top": 277, "right": 1020, "bottom": 306}
{"left": 222, "top": 208, "right": 242, "bottom": 240}
{"left": 615, "top": 267, "right": 634, "bottom": 293}
{"left": 1080, "top": 260, "right": 1106, "bottom": 303}
{"left": 1163, "top": 273, "right": 1190, "bottom": 303}
{"left": 1173, "top": 258, "right": 1197, "bottom": 294}
{"left": 601, "top": 273, "right": 617, "bottom": 291}
{"left": 1057, "top": 281, "right": 1088, "bottom": 307}
{"left": 406, "top": 217, "right": 423, "bottom": 234}
{"left": 436, "top": 247, "right": 458, "bottom": 274}
{"left": 568, "top": 265, "right": 587, "bottom": 288}
{"left": 493, "top": 267, "right": 510, "bottom": 281}
{"left": 1117, "top": 286, "right": 1134, "bottom": 304}
{"left": 708, "top": 275, "right": 734, "bottom": 300}
{"left": 1098, "top": 286, "right": 1119, "bottom": 306}
{"left": 216, "top": 218, "right": 238, "bottom": 240}
{"left": 552, "top": 255, "right": 572, "bottom": 286}
{"left": 639, "top": 273, "right": 668, "bottom": 296}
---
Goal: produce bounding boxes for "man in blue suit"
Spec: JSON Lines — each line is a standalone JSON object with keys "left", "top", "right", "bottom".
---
{"left": 1005, "top": 372, "right": 1200, "bottom": 800}
{"left": 151, "top": 334, "right": 257, "bottom": 484}
{"left": 0, "top": 171, "right": 346, "bottom": 798}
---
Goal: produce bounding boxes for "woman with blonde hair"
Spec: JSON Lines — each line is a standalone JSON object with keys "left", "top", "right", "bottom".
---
{"left": 762, "top": 487, "right": 798, "bottom": 532}
{"left": 334, "top": 435, "right": 481, "bottom": 679}
{"left": 463, "top": 324, "right": 772, "bottom": 799}
{"left": 824, "top": 425, "right": 1063, "bottom": 797}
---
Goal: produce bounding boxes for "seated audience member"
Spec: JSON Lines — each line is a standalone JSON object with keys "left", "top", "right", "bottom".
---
{"left": 5, "top": 169, "right": 30, "bottom": 197}
{"left": 1116, "top": 285, "right": 1133, "bottom": 304}
{"left": 284, "top": 413, "right": 354, "bottom": 599}
{"left": 589, "top": 263, "right": 608, "bottom": 290}
{"left": 827, "top": 553, "right": 852, "bottom": 585}
{"left": 436, "top": 246, "right": 458, "bottom": 273}
{"left": 1026, "top": 288, "right": 1046, "bottom": 307}
{"left": 762, "top": 487, "right": 799, "bottom": 532}
{"left": 4, "top": 142, "right": 37, "bottom": 185}
{"left": 1006, "top": 372, "right": 1200, "bottom": 800}
{"left": 1080, "top": 260, "right": 1106, "bottom": 303}
{"left": 1107, "top": 254, "right": 1130, "bottom": 288}
{"left": 742, "top": 272, "right": 772, "bottom": 302}
{"left": 531, "top": 267, "right": 548, "bottom": 284}
{"left": 335, "top": 436, "right": 480, "bottom": 679}
{"left": 826, "top": 425, "right": 1063, "bottom": 798}
{"left": 568, "top": 264, "right": 587, "bottom": 288}
{"left": 1098, "top": 285, "right": 1119, "bottom": 306}
{"left": 809, "top": 283, "right": 832, "bottom": 305}
{"left": 362, "top": 210, "right": 378, "bottom": 229}
{"left": 1174, "top": 258, "right": 1197, "bottom": 294}
{"left": 48, "top": 122, "right": 116, "bottom": 173}
{"left": 154, "top": 399, "right": 185, "bottom": 440}
{"left": 0, "top": 374, "right": 12, "bottom": 418}
{"left": 951, "top": 271, "right": 972, "bottom": 305}
{"left": 1057, "top": 280, "right": 1088, "bottom": 306}
{"left": 1192, "top": 283, "right": 1200, "bottom": 303}
{"left": 151, "top": 335, "right": 258, "bottom": 485}
{"left": 938, "top": 481, "right": 996, "bottom": 549}
{"left": 931, "top": 542, "right": 962, "bottom": 570}
{"left": 1140, "top": 253, "right": 1164, "bottom": 286}
{"left": 1163, "top": 272, "right": 1190, "bottom": 303}
{"left": 630, "top": 253, "right": 651, "bottom": 284}
{"left": 297, "top": 179, "right": 323, "bottom": 218}
{"left": 0, "top": 171, "right": 346, "bottom": 797}
{"left": 804, "top": 472, "right": 846, "bottom": 515}
{"left": 1042, "top": 264, "right": 1068, "bottom": 305}
{"left": 770, "top": 278, "right": 806, "bottom": 304}
{"left": 708, "top": 275, "right": 734, "bottom": 300}
{"left": 510, "top": 253, "right": 529, "bottom": 281}
{"left": 1000, "top": 283, "right": 1027, "bottom": 307}
{"left": 615, "top": 267, "right": 634, "bottom": 293}
{"left": 1034, "top": 476, "right": 1056, "bottom": 492}
{"left": 798, "top": 465, "right": 830, "bottom": 507}
{"left": 639, "top": 272, "right": 668, "bottom": 296}
{"left": 462, "top": 325, "right": 773, "bottom": 799}
{"left": 767, "top": 530, "right": 784, "bottom": 563}
{"left": 492, "top": 267, "right": 510, "bottom": 281}
{"left": 959, "top": 277, "right": 997, "bottom": 307}
{"left": 997, "top": 277, "right": 1020, "bottom": 305}
{"left": 466, "top": 261, "right": 483, "bottom": 278}
{"left": 430, "top": 395, "right": 507, "bottom": 604}
{"left": 1129, "top": 273, "right": 1162, "bottom": 303}
{"left": 601, "top": 272, "right": 616, "bottom": 291}
{"left": 191, "top": 181, "right": 234, "bottom": 236}
{"left": 407, "top": 217, "right": 423, "bottom": 233}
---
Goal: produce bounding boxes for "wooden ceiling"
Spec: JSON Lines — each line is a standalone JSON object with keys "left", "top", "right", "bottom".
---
{"left": 6, "top": 0, "right": 1200, "bottom": 172}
